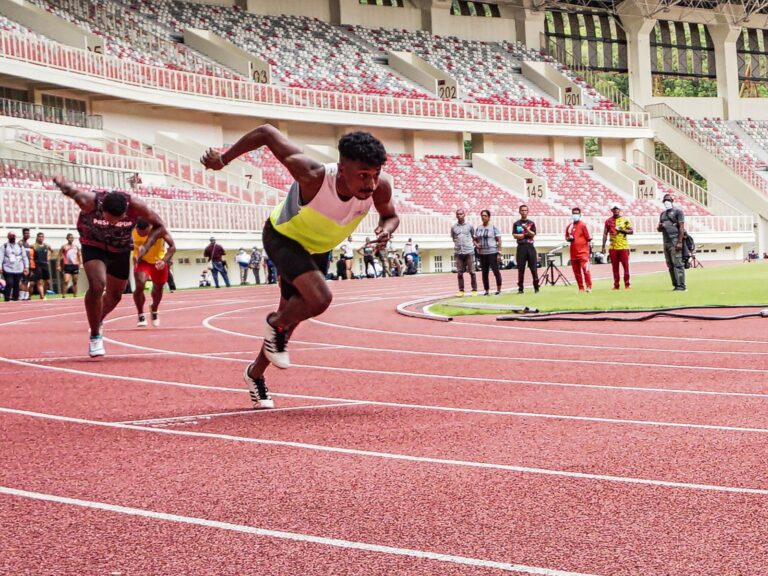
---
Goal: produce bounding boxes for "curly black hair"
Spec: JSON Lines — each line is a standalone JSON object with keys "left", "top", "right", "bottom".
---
{"left": 135, "top": 217, "right": 149, "bottom": 230}
{"left": 103, "top": 191, "right": 129, "bottom": 217}
{"left": 338, "top": 131, "right": 387, "bottom": 167}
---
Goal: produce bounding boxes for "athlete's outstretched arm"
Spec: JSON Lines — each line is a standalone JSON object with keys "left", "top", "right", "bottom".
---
{"left": 201, "top": 124, "right": 325, "bottom": 197}
{"left": 156, "top": 229, "right": 176, "bottom": 269}
{"left": 372, "top": 176, "right": 399, "bottom": 246}
{"left": 53, "top": 176, "right": 96, "bottom": 212}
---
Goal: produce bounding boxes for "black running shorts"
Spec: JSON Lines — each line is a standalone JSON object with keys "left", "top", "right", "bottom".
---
{"left": 82, "top": 245, "right": 131, "bottom": 281}
{"left": 262, "top": 219, "right": 330, "bottom": 301}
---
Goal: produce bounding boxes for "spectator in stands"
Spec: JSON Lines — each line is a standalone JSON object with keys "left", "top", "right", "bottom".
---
{"left": 451, "top": 208, "right": 477, "bottom": 297}
{"left": 512, "top": 205, "right": 539, "bottom": 294}
{"left": 249, "top": 246, "right": 262, "bottom": 284}
{"left": 132, "top": 218, "right": 176, "bottom": 327}
{"left": 18, "top": 228, "right": 33, "bottom": 301}
{"left": 565, "top": 207, "right": 592, "bottom": 292}
{"left": 199, "top": 269, "right": 212, "bottom": 287}
{"left": 236, "top": 248, "right": 251, "bottom": 285}
{"left": 53, "top": 176, "right": 169, "bottom": 358}
{"left": 358, "top": 237, "right": 377, "bottom": 278}
{"left": 339, "top": 236, "right": 355, "bottom": 280}
{"left": 58, "top": 233, "right": 81, "bottom": 298}
{"left": 475, "top": 209, "right": 503, "bottom": 295}
{"left": 658, "top": 194, "right": 687, "bottom": 291}
{"left": 31, "top": 232, "right": 53, "bottom": 299}
{"left": 2, "top": 231, "right": 29, "bottom": 302}
{"left": 601, "top": 203, "right": 633, "bottom": 290}
{"left": 204, "top": 237, "right": 230, "bottom": 288}
{"left": 202, "top": 126, "right": 398, "bottom": 410}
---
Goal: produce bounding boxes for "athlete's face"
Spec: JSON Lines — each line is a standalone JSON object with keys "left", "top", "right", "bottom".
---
{"left": 339, "top": 159, "right": 382, "bottom": 200}
{"left": 66, "top": 234, "right": 73, "bottom": 243}
{"left": 136, "top": 226, "right": 150, "bottom": 237}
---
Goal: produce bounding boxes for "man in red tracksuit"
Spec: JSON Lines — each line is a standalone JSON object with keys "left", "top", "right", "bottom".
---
{"left": 565, "top": 207, "right": 592, "bottom": 292}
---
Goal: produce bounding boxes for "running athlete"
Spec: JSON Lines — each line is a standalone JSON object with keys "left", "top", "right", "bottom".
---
{"left": 132, "top": 217, "right": 176, "bottom": 327}
{"left": 202, "top": 126, "right": 398, "bottom": 409}
{"left": 58, "top": 233, "right": 81, "bottom": 297}
{"left": 53, "top": 176, "right": 169, "bottom": 357}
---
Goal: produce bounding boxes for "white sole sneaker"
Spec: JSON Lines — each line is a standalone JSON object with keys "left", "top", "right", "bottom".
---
{"left": 89, "top": 336, "right": 105, "bottom": 358}
{"left": 263, "top": 316, "right": 290, "bottom": 369}
{"left": 152, "top": 315, "right": 160, "bottom": 327}
{"left": 137, "top": 315, "right": 147, "bottom": 327}
{"left": 243, "top": 364, "right": 274, "bottom": 409}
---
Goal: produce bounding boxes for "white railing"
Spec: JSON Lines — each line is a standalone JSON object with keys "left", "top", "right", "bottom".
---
{"left": 0, "top": 188, "right": 753, "bottom": 238}
{"left": 647, "top": 103, "right": 768, "bottom": 197}
{"left": 0, "top": 30, "right": 650, "bottom": 130}
{"left": 71, "top": 150, "right": 163, "bottom": 172}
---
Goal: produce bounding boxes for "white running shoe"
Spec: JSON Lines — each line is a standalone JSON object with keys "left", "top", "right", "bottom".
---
{"left": 263, "top": 315, "right": 290, "bottom": 369}
{"left": 137, "top": 314, "right": 147, "bottom": 327}
{"left": 151, "top": 312, "right": 160, "bottom": 327}
{"left": 89, "top": 335, "right": 105, "bottom": 358}
{"left": 243, "top": 363, "right": 274, "bottom": 409}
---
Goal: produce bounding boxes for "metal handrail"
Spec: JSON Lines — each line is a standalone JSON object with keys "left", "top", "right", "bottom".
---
{"left": 0, "top": 96, "right": 102, "bottom": 129}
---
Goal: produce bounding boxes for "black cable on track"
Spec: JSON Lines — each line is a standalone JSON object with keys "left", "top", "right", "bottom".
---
{"left": 497, "top": 305, "right": 768, "bottom": 322}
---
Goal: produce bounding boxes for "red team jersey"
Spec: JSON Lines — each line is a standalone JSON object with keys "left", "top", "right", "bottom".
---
{"left": 565, "top": 221, "right": 592, "bottom": 260}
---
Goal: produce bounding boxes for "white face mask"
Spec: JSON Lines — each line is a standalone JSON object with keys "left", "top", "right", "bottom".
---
{"left": 663, "top": 200, "right": 673, "bottom": 210}
{"left": 571, "top": 214, "right": 581, "bottom": 222}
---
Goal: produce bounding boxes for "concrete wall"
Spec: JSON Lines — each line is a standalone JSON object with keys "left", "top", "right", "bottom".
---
{"left": 243, "top": 0, "right": 331, "bottom": 20}
{"left": 651, "top": 97, "right": 724, "bottom": 119}
{"left": 337, "top": 0, "right": 423, "bottom": 30}
{"left": 428, "top": 7, "right": 516, "bottom": 43}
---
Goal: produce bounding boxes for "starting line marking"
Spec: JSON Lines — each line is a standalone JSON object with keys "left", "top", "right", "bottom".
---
{"left": 0, "top": 486, "right": 596, "bottom": 576}
{"left": 3, "top": 406, "right": 768, "bottom": 497}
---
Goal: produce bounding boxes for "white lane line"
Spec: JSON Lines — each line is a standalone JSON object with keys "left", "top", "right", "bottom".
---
{"left": 309, "top": 318, "right": 768, "bottom": 356}
{"left": 204, "top": 315, "right": 768, "bottom": 375}
{"left": 3, "top": 406, "right": 768, "bottom": 496}
{"left": 0, "top": 486, "right": 595, "bottom": 576}
{"left": 115, "top": 401, "right": 367, "bottom": 426}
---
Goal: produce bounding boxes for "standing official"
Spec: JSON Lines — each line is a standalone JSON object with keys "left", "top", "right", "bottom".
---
{"left": 451, "top": 209, "right": 477, "bottom": 297}
{"left": 512, "top": 204, "right": 539, "bottom": 294}
{"left": 658, "top": 194, "right": 687, "bottom": 291}
{"left": 601, "top": 203, "right": 633, "bottom": 290}
{"left": 565, "top": 207, "right": 592, "bottom": 292}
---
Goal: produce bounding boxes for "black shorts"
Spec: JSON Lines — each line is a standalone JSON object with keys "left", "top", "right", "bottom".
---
{"left": 82, "top": 245, "right": 131, "bottom": 281}
{"left": 32, "top": 266, "right": 50, "bottom": 282}
{"left": 263, "top": 219, "right": 330, "bottom": 301}
{"left": 63, "top": 264, "right": 79, "bottom": 275}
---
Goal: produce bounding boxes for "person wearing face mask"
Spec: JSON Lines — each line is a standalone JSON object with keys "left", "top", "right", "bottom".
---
{"left": 2, "top": 231, "right": 30, "bottom": 302}
{"left": 657, "top": 194, "right": 687, "bottom": 291}
{"left": 601, "top": 203, "right": 633, "bottom": 290}
{"left": 565, "top": 207, "right": 592, "bottom": 292}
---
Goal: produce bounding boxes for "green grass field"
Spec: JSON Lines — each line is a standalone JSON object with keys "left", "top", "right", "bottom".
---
{"left": 429, "top": 261, "right": 768, "bottom": 316}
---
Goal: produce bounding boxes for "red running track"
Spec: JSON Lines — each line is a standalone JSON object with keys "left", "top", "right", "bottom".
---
{"left": 2, "top": 264, "right": 768, "bottom": 576}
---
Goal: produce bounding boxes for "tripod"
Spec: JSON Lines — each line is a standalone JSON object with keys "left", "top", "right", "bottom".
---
{"left": 541, "top": 256, "right": 571, "bottom": 287}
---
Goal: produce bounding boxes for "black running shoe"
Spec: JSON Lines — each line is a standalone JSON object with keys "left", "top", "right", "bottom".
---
{"left": 243, "top": 364, "right": 274, "bottom": 409}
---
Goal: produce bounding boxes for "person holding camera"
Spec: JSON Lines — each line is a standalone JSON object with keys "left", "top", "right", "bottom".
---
{"left": 601, "top": 203, "right": 633, "bottom": 290}
{"left": 474, "top": 209, "right": 503, "bottom": 295}
{"left": 658, "top": 194, "right": 687, "bottom": 291}
{"left": 565, "top": 207, "right": 592, "bottom": 292}
{"left": 512, "top": 204, "right": 539, "bottom": 294}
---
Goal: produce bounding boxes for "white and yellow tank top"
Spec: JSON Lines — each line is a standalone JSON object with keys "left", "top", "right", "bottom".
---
{"left": 132, "top": 229, "right": 166, "bottom": 264}
{"left": 270, "top": 163, "right": 373, "bottom": 254}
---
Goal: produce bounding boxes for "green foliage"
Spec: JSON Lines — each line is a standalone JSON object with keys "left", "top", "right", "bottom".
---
{"left": 584, "top": 137, "right": 600, "bottom": 158}
{"left": 653, "top": 77, "right": 718, "bottom": 97}
{"left": 654, "top": 141, "right": 707, "bottom": 190}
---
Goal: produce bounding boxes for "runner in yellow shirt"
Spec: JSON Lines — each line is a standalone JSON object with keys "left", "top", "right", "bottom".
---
{"left": 132, "top": 218, "right": 176, "bottom": 327}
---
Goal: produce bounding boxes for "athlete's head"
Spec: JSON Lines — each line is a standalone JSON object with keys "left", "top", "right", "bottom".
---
{"left": 135, "top": 217, "right": 150, "bottom": 236}
{"left": 103, "top": 191, "right": 129, "bottom": 224}
{"left": 337, "top": 131, "right": 387, "bottom": 200}
{"left": 66, "top": 233, "right": 74, "bottom": 243}
{"left": 36, "top": 232, "right": 44, "bottom": 243}
{"left": 22, "top": 228, "right": 30, "bottom": 241}
{"left": 456, "top": 209, "right": 466, "bottom": 224}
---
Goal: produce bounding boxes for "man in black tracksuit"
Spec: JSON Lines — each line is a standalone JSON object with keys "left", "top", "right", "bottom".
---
{"left": 512, "top": 204, "right": 539, "bottom": 294}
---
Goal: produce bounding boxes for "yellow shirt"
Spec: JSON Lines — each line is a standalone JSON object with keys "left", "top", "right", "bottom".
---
{"left": 606, "top": 216, "right": 632, "bottom": 250}
{"left": 132, "top": 229, "right": 166, "bottom": 264}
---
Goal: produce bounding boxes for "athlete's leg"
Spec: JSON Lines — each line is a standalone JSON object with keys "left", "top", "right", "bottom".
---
{"left": 150, "top": 280, "right": 164, "bottom": 313}
{"left": 83, "top": 260, "right": 108, "bottom": 338}
{"left": 71, "top": 272, "right": 79, "bottom": 297}
{"left": 133, "top": 269, "right": 148, "bottom": 315}
{"left": 270, "top": 270, "right": 331, "bottom": 332}
{"left": 345, "top": 258, "right": 352, "bottom": 280}
{"left": 100, "top": 273, "right": 128, "bottom": 322}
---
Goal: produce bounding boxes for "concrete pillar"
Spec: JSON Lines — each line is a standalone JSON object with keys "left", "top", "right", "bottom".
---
{"left": 548, "top": 137, "right": 565, "bottom": 162}
{"left": 708, "top": 21, "right": 742, "bottom": 120}
{"left": 471, "top": 133, "right": 492, "bottom": 155}
{"left": 511, "top": 8, "right": 545, "bottom": 50}
{"left": 618, "top": 14, "right": 656, "bottom": 108}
